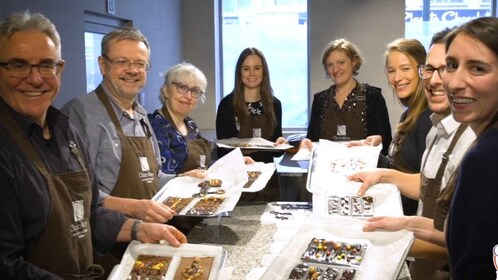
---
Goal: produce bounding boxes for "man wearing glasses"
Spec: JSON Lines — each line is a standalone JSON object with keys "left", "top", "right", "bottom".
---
{"left": 0, "top": 11, "right": 186, "bottom": 279}
{"left": 61, "top": 26, "right": 178, "bottom": 276}
{"left": 349, "top": 28, "right": 476, "bottom": 279}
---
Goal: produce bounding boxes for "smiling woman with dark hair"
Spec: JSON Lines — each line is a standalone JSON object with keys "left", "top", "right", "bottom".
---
{"left": 441, "top": 17, "right": 498, "bottom": 279}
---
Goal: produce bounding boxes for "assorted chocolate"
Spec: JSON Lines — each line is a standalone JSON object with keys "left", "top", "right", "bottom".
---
{"left": 186, "top": 196, "right": 226, "bottom": 216}
{"left": 328, "top": 196, "right": 373, "bottom": 217}
{"left": 128, "top": 254, "right": 171, "bottom": 280}
{"left": 302, "top": 238, "right": 367, "bottom": 268}
{"left": 287, "top": 263, "right": 356, "bottom": 280}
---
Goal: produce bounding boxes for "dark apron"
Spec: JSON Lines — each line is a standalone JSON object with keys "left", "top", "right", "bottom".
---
{"left": 237, "top": 113, "right": 273, "bottom": 141}
{"left": 319, "top": 85, "right": 367, "bottom": 142}
{"left": 161, "top": 106, "right": 211, "bottom": 173}
{"left": 410, "top": 124, "right": 467, "bottom": 280}
{"left": 96, "top": 86, "right": 159, "bottom": 199}
{"left": 95, "top": 86, "right": 160, "bottom": 278}
{"left": 0, "top": 104, "right": 101, "bottom": 279}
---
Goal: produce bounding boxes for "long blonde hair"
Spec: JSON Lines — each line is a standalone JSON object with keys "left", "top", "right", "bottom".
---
{"left": 385, "top": 38, "right": 428, "bottom": 134}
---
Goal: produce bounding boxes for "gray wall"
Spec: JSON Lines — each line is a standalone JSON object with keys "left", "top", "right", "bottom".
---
{"left": 1, "top": 0, "right": 405, "bottom": 134}
{"left": 0, "top": 0, "right": 183, "bottom": 110}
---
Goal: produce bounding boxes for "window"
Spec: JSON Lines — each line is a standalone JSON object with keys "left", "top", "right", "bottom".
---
{"left": 84, "top": 13, "right": 128, "bottom": 93}
{"left": 84, "top": 32, "right": 104, "bottom": 93}
{"left": 221, "top": 0, "right": 308, "bottom": 129}
{"left": 405, "top": 0, "right": 493, "bottom": 48}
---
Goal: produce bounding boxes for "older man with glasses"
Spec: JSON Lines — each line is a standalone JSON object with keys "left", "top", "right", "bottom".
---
{"left": 61, "top": 26, "right": 183, "bottom": 277}
{"left": 0, "top": 11, "right": 186, "bottom": 279}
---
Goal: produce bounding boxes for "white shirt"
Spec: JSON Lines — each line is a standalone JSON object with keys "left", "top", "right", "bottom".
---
{"left": 417, "top": 113, "right": 476, "bottom": 215}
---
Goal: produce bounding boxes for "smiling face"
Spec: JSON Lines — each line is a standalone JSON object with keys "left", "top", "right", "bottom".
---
{"left": 386, "top": 50, "right": 419, "bottom": 100}
{"left": 164, "top": 77, "right": 202, "bottom": 119}
{"left": 99, "top": 38, "right": 149, "bottom": 104}
{"left": 424, "top": 43, "right": 450, "bottom": 115}
{"left": 0, "top": 30, "right": 64, "bottom": 127}
{"left": 240, "top": 54, "right": 263, "bottom": 90}
{"left": 326, "top": 50, "right": 355, "bottom": 87}
{"left": 443, "top": 33, "right": 498, "bottom": 132}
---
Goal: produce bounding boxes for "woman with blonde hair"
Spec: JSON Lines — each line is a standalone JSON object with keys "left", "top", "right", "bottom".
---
{"left": 384, "top": 38, "right": 432, "bottom": 215}
{"left": 301, "top": 38, "right": 392, "bottom": 155}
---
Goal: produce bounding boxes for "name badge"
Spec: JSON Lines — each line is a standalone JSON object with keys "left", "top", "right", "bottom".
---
{"left": 337, "top": 125, "right": 347, "bottom": 136}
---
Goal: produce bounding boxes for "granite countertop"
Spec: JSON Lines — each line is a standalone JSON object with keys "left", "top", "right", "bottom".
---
{"left": 187, "top": 202, "right": 275, "bottom": 280}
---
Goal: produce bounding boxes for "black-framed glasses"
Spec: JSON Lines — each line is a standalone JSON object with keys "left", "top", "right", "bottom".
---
{"left": 102, "top": 55, "right": 151, "bottom": 72}
{"left": 0, "top": 60, "right": 63, "bottom": 78}
{"left": 418, "top": 65, "right": 445, "bottom": 80}
{"left": 172, "top": 82, "right": 204, "bottom": 98}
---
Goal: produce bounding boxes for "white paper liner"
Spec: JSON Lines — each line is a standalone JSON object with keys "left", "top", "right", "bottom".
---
{"left": 108, "top": 241, "right": 224, "bottom": 280}
{"left": 152, "top": 149, "right": 248, "bottom": 216}
{"left": 216, "top": 137, "right": 293, "bottom": 150}
{"left": 259, "top": 216, "right": 414, "bottom": 280}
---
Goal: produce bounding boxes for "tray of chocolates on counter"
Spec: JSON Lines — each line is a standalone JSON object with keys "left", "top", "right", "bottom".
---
{"left": 287, "top": 263, "right": 356, "bottom": 280}
{"left": 327, "top": 196, "right": 373, "bottom": 217}
{"left": 302, "top": 238, "right": 367, "bottom": 268}
{"left": 158, "top": 179, "right": 230, "bottom": 217}
{"left": 110, "top": 242, "right": 225, "bottom": 280}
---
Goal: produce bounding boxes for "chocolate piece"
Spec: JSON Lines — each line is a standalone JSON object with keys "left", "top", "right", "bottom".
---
{"left": 173, "top": 256, "right": 214, "bottom": 280}
{"left": 162, "top": 197, "right": 194, "bottom": 213}
{"left": 128, "top": 255, "right": 171, "bottom": 280}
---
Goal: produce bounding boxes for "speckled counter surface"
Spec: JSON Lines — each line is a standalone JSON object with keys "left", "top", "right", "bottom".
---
{"left": 187, "top": 202, "right": 275, "bottom": 280}
{"left": 187, "top": 201, "right": 412, "bottom": 280}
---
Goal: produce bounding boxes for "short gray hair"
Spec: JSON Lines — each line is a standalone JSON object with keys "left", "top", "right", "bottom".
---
{"left": 160, "top": 62, "right": 207, "bottom": 105}
{"left": 0, "top": 11, "right": 61, "bottom": 57}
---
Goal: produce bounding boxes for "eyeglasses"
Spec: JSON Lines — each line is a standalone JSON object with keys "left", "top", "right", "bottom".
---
{"left": 102, "top": 55, "right": 151, "bottom": 71}
{"left": 172, "top": 82, "right": 204, "bottom": 98}
{"left": 418, "top": 65, "right": 445, "bottom": 80}
{"left": 0, "top": 60, "right": 63, "bottom": 78}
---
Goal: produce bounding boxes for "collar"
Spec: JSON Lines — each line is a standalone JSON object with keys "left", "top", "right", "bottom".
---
{"left": 100, "top": 84, "right": 148, "bottom": 119}
{"left": 430, "top": 112, "right": 460, "bottom": 138}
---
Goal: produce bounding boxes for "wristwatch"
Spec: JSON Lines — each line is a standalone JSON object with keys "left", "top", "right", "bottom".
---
{"left": 131, "top": 219, "right": 142, "bottom": 241}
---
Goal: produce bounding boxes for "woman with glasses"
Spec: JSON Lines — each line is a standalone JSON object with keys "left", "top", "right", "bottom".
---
{"left": 148, "top": 62, "right": 212, "bottom": 175}
{"left": 383, "top": 38, "right": 433, "bottom": 216}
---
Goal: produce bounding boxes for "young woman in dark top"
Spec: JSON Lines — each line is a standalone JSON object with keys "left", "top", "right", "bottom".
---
{"left": 300, "top": 38, "right": 392, "bottom": 155}
{"left": 216, "top": 47, "right": 286, "bottom": 146}
{"left": 383, "top": 38, "right": 432, "bottom": 216}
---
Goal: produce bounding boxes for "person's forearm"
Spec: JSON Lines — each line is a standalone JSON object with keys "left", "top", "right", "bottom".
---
{"left": 381, "top": 169, "right": 421, "bottom": 199}
{"left": 103, "top": 196, "right": 136, "bottom": 217}
{"left": 405, "top": 216, "right": 446, "bottom": 247}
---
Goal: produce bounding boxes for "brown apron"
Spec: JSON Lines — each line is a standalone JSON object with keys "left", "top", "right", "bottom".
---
{"left": 0, "top": 104, "right": 101, "bottom": 279}
{"left": 420, "top": 124, "right": 468, "bottom": 219}
{"left": 387, "top": 131, "right": 418, "bottom": 173}
{"left": 410, "top": 124, "right": 468, "bottom": 280}
{"left": 237, "top": 113, "right": 273, "bottom": 141}
{"left": 320, "top": 85, "right": 367, "bottom": 142}
{"left": 161, "top": 106, "right": 211, "bottom": 173}
{"left": 96, "top": 85, "right": 159, "bottom": 199}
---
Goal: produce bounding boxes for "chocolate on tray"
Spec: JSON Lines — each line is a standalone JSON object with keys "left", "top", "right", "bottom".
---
{"left": 162, "top": 197, "right": 194, "bottom": 213}
{"left": 287, "top": 262, "right": 355, "bottom": 280}
{"left": 302, "top": 238, "right": 367, "bottom": 268}
{"left": 198, "top": 179, "right": 222, "bottom": 188}
{"left": 328, "top": 196, "right": 373, "bottom": 217}
{"left": 173, "top": 256, "right": 214, "bottom": 280}
{"left": 186, "top": 196, "right": 225, "bottom": 216}
{"left": 128, "top": 254, "right": 172, "bottom": 280}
